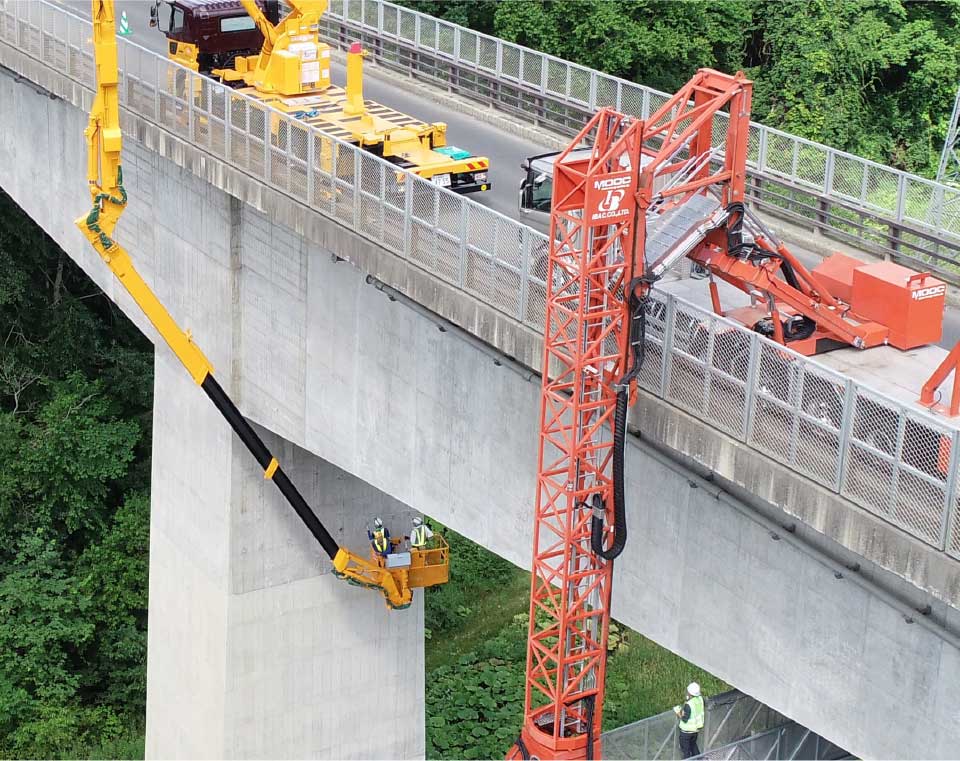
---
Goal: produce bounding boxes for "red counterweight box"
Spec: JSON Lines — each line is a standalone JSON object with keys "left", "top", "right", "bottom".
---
{"left": 850, "top": 261, "right": 946, "bottom": 349}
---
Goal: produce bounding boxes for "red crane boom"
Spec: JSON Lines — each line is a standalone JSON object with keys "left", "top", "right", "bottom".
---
{"left": 510, "top": 69, "right": 753, "bottom": 760}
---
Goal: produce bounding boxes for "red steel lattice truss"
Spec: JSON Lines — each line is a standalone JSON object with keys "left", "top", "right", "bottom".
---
{"left": 514, "top": 70, "right": 753, "bottom": 760}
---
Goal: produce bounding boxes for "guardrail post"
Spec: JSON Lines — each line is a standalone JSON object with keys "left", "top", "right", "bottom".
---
{"left": 939, "top": 429, "right": 960, "bottom": 552}
{"left": 835, "top": 379, "right": 856, "bottom": 493}
{"left": 889, "top": 223, "right": 902, "bottom": 258}
{"left": 519, "top": 232, "right": 531, "bottom": 323}
{"left": 188, "top": 71, "right": 195, "bottom": 142}
{"left": 403, "top": 175, "right": 413, "bottom": 259}
{"left": 701, "top": 318, "right": 717, "bottom": 416}
{"left": 306, "top": 132, "right": 315, "bottom": 205}
{"left": 641, "top": 89, "right": 650, "bottom": 120}
{"left": 757, "top": 128, "right": 768, "bottom": 173}
{"left": 658, "top": 295, "right": 676, "bottom": 397}
{"left": 887, "top": 409, "right": 908, "bottom": 509}
{"left": 263, "top": 115, "right": 270, "bottom": 182}
{"left": 824, "top": 150, "right": 835, "bottom": 196}
{"left": 588, "top": 71, "right": 597, "bottom": 111}
{"left": 224, "top": 89, "right": 232, "bottom": 163}
{"left": 895, "top": 173, "right": 907, "bottom": 223}
{"left": 353, "top": 150, "right": 361, "bottom": 230}
{"left": 816, "top": 198, "right": 829, "bottom": 231}
{"left": 458, "top": 201, "right": 469, "bottom": 288}
{"left": 154, "top": 56, "right": 161, "bottom": 125}
{"left": 741, "top": 332, "right": 760, "bottom": 443}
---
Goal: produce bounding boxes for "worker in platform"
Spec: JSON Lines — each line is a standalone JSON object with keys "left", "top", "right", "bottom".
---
{"left": 409, "top": 515, "right": 433, "bottom": 550}
{"left": 368, "top": 517, "right": 391, "bottom": 558}
{"left": 673, "top": 682, "right": 705, "bottom": 758}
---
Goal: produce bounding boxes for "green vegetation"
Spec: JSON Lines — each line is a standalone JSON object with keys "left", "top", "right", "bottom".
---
{"left": 0, "top": 189, "right": 152, "bottom": 757}
{"left": 402, "top": 0, "right": 960, "bottom": 178}
{"left": 424, "top": 528, "right": 727, "bottom": 760}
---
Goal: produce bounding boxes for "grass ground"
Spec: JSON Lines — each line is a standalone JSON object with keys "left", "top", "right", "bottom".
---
{"left": 424, "top": 529, "right": 728, "bottom": 757}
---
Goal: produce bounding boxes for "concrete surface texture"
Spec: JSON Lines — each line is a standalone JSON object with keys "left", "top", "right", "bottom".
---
{"left": 148, "top": 355, "right": 423, "bottom": 759}
{"left": 3, "top": 56, "right": 960, "bottom": 759}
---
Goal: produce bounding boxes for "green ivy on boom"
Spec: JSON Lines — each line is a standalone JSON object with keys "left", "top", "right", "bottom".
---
{"left": 84, "top": 166, "right": 128, "bottom": 252}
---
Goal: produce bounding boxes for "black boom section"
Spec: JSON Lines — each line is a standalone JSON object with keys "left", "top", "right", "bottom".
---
{"left": 200, "top": 374, "right": 341, "bottom": 560}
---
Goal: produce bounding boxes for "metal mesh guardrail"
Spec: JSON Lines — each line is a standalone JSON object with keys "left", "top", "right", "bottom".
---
{"left": 2, "top": 0, "right": 959, "bottom": 560}
{"left": 641, "top": 290, "right": 960, "bottom": 554}
{"left": 695, "top": 724, "right": 850, "bottom": 761}
{"left": 319, "top": 0, "right": 960, "bottom": 276}
{"left": 603, "top": 689, "right": 797, "bottom": 760}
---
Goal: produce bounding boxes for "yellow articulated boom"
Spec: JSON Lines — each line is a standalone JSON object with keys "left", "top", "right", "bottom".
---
{"left": 79, "top": 0, "right": 448, "bottom": 610}
{"left": 150, "top": 0, "right": 490, "bottom": 192}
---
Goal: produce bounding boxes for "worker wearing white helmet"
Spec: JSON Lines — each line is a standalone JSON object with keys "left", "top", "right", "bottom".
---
{"left": 673, "top": 681, "right": 705, "bottom": 758}
{"left": 409, "top": 515, "right": 433, "bottom": 550}
{"left": 367, "top": 517, "right": 391, "bottom": 558}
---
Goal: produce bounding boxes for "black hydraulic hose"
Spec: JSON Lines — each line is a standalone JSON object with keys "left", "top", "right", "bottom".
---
{"left": 584, "top": 693, "right": 596, "bottom": 760}
{"left": 751, "top": 246, "right": 802, "bottom": 291}
{"left": 783, "top": 314, "right": 817, "bottom": 342}
{"left": 591, "top": 280, "right": 648, "bottom": 561}
{"left": 726, "top": 201, "right": 815, "bottom": 340}
{"left": 512, "top": 736, "right": 530, "bottom": 760}
{"left": 201, "top": 374, "right": 340, "bottom": 560}
{"left": 727, "top": 201, "right": 804, "bottom": 292}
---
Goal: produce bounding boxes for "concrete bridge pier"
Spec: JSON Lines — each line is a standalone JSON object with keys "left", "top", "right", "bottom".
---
{"left": 146, "top": 353, "right": 424, "bottom": 759}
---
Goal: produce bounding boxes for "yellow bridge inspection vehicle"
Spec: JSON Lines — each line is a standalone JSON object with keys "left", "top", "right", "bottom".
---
{"left": 150, "top": 0, "right": 491, "bottom": 193}
{"left": 79, "top": 0, "right": 449, "bottom": 608}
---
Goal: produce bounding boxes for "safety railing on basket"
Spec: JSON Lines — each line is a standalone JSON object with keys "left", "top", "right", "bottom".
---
{"left": 1, "top": 0, "right": 959, "bottom": 562}
{"left": 319, "top": 0, "right": 960, "bottom": 276}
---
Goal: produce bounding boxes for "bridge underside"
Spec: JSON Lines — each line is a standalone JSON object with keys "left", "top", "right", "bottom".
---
{"left": 2, "top": 56, "right": 960, "bottom": 759}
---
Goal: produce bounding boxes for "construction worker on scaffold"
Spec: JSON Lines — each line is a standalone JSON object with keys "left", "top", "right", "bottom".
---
{"left": 368, "top": 517, "right": 391, "bottom": 562}
{"left": 409, "top": 515, "right": 433, "bottom": 551}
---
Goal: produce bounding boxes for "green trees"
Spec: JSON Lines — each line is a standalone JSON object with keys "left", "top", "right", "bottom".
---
{"left": 0, "top": 190, "right": 152, "bottom": 758}
{"left": 747, "top": 0, "right": 960, "bottom": 176}
{"left": 492, "top": 0, "right": 751, "bottom": 95}
{"left": 402, "top": 0, "right": 960, "bottom": 176}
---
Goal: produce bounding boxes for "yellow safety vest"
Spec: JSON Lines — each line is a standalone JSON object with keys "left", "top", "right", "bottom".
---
{"left": 412, "top": 525, "right": 427, "bottom": 548}
{"left": 679, "top": 695, "right": 704, "bottom": 733}
{"left": 373, "top": 530, "right": 388, "bottom": 553}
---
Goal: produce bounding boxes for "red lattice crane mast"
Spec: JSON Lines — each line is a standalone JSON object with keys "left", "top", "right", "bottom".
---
{"left": 509, "top": 69, "right": 753, "bottom": 760}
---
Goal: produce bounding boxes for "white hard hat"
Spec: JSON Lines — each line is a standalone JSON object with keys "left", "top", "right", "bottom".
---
{"left": 374, "top": 517, "right": 383, "bottom": 528}
{"left": 687, "top": 682, "right": 701, "bottom": 697}
{"left": 413, "top": 516, "right": 423, "bottom": 526}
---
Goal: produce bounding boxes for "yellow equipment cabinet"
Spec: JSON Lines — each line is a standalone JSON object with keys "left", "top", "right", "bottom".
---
{"left": 80, "top": 0, "right": 448, "bottom": 610}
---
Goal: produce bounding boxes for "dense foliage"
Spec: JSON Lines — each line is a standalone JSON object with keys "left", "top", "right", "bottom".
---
{"left": 401, "top": 0, "right": 960, "bottom": 177}
{"left": 0, "top": 190, "right": 152, "bottom": 758}
{"left": 424, "top": 528, "right": 727, "bottom": 760}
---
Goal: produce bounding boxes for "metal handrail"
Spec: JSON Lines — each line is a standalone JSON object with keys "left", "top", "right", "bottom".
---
{"left": 320, "top": 0, "right": 960, "bottom": 274}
